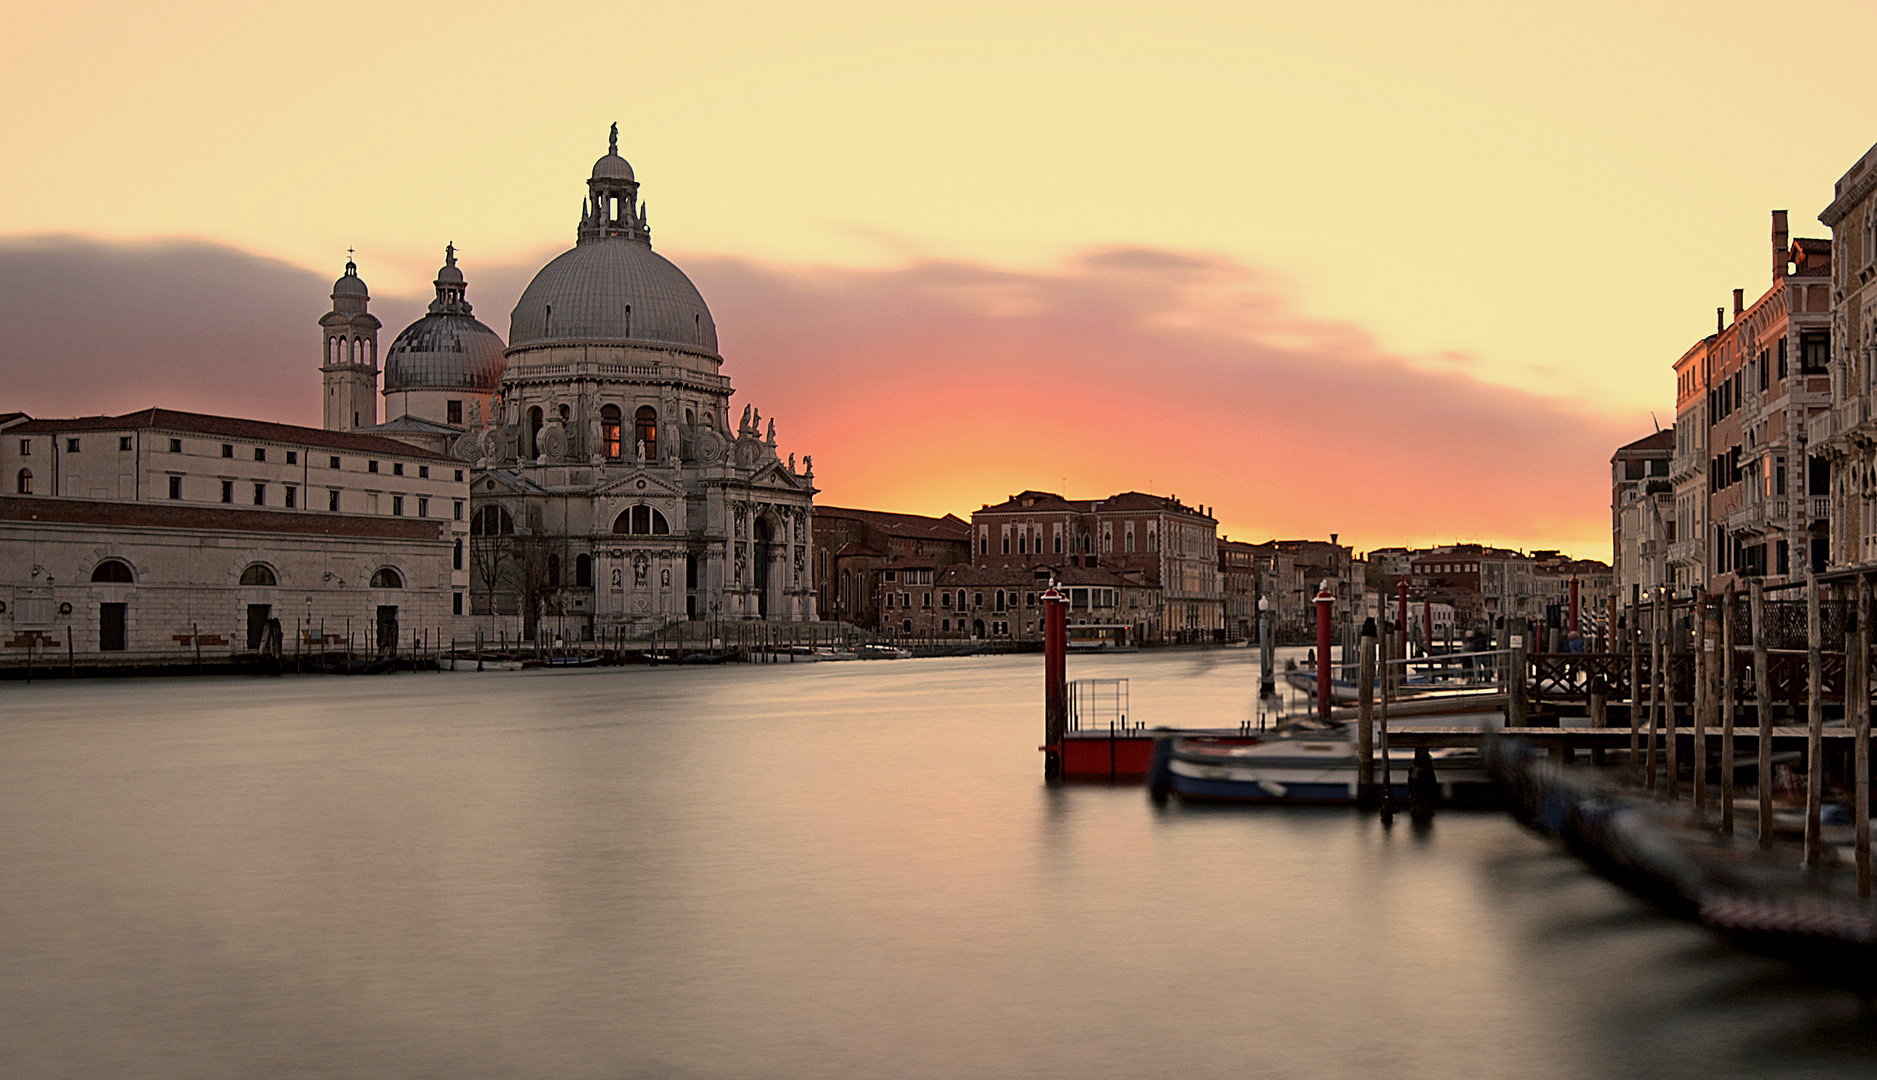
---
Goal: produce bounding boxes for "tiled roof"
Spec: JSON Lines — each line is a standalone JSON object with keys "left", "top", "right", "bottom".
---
{"left": 9, "top": 408, "right": 457, "bottom": 461}
{"left": 0, "top": 495, "right": 448, "bottom": 540}
{"left": 1613, "top": 429, "right": 1674, "bottom": 456}
{"left": 812, "top": 505, "right": 971, "bottom": 540}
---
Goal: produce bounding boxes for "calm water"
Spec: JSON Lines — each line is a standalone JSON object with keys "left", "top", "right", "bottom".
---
{"left": 4, "top": 651, "right": 1877, "bottom": 1079}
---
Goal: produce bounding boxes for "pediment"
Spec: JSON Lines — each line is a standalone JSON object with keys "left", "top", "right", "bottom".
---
{"left": 592, "top": 469, "right": 684, "bottom": 498}
{"left": 471, "top": 469, "right": 542, "bottom": 495}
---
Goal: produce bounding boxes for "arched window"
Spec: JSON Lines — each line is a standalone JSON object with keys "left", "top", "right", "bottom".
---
{"left": 91, "top": 559, "right": 134, "bottom": 583}
{"left": 471, "top": 505, "right": 514, "bottom": 535}
{"left": 575, "top": 553, "right": 592, "bottom": 587}
{"left": 15, "top": 468, "right": 30, "bottom": 495}
{"left": 635, "top": 406, "right": 658, "bottom": 460}
{"left": 527, "top": 407, "right": 544, "bottom": 459}
{"left": 547, "top": 554, "right": 561, "bottom": 588}
{"left": 370, "top": 568, "right": 403, "bottom": 589}
{"left": 601, "top": 405, "right": 622, "bottom": 459}
{"left": 996, "top": 589, "right": 1007, "bottom": 612}
{"left": 613, "top": 506, "right": 670, "bottom": 535}
{"left": 239, "top": 564, "right": 277, "bottom": 586}
{"left": 685, "top": 408, "right": 695, "bottom": 427}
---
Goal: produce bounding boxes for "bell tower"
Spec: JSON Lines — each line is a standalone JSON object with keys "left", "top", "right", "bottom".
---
{"left": 320, "top": 256, "right": 382, "bottom": 431}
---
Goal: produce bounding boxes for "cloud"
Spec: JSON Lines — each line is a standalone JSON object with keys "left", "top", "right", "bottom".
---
{"left": 0, "top": 235, "right": 1629, "bottom": 557}
{"left": 683, "top": 249, "right": 1632, "bottom": 555}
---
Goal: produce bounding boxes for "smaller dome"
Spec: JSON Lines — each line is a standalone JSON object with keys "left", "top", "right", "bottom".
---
{"left": 332, "top": 259, "right": 369, "bottom": 297}
{"left": 384, "top": 314, "right": 506, "bottom": 393}
{"left": 437, "top": 264, "right": 465, "bottom": 285}
{"left": 592, "top": 152, "right": 634, "bottom": 182}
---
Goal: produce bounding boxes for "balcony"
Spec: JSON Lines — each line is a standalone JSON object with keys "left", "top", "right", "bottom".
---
{"left": 1812, "top": 496, "right": 1832, "bottom": 522}
{"left": 1667, "top": 538, "right": 1706, "bottom": 566}
{"left": 1809, "top": 408, "right": 1838, "bottom": 447}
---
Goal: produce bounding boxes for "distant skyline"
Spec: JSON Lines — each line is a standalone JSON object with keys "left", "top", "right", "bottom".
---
{"left": 6, "top": 0, "right": 1876, "bottom": 560}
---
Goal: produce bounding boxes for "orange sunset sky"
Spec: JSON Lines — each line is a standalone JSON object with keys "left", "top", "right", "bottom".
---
{"left": 5, "top": 0, "right": 1877, "bottom": 560}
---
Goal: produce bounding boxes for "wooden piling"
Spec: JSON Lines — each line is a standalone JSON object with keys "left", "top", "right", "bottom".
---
{"left": 1507, "top": 620, "right": 1528, "bottom": 728}
{"left": 66, "top": 626, "right": 74, "bottom": 678}
{"left": 1647, "top": 589, "right": 1663, "bottom": 791}
{"left": 1668, "top": 598, "right": 1682, "bottom": 802}
{"left": 1697, "top": 588, "right": 1718, "bottom": 814}
{"left": 1806, "top": 571, "right": 1824, "bottom": 868}
{"left": 1721, "top": 582, "right": 1737, "bottom": 836}
{"left": 1357, "top": 618, "right": 1376, "bottom": 811}
{"left": 1379, "top": 621, "right": 1393, "bottom": 824}
{"left": 1752, "top": 580, "right": 1774, "bottom": 849}
{"left": 1628, "top": 608, "right": 1642, "bottom": 777}
{"left": 1857, "top": 573, "right": 1871, "bottom": 899}
{"left": 1589, "top": 675, "right": 1607, "bottom": 767}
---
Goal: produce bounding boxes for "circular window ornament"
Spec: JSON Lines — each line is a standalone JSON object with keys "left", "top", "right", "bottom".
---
{"left": 636, "top": 479, "right": 646, "bottom": 489}
{"left": 58, "top": 602, "right": 73, "bottom": 615}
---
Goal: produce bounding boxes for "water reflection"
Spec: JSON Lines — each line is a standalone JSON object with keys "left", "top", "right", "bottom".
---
{"left": 0, "top": 651, "right": 1872, "bottom": 1079}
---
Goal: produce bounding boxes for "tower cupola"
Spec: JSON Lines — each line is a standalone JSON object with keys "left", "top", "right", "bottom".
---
{"left": 578, "top": 123, "right": 650, "bottom": 245}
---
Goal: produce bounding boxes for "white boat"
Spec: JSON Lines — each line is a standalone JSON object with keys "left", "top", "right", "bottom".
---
{"left": 858, "top": 644, "right": 913, "bottom": 660}
{"left": 1149, "top": 722, "right": 1495, "bottom": 805}
{"left": 446, "top": 656, "right": 525, "bottom": 671}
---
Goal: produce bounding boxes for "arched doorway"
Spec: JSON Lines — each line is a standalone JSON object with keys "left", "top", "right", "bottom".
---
{"left": 972, "top": 619, "right": 985, "bottom": 639}
{"left": 753, "top": 516, "right": 773, "bottom": 618}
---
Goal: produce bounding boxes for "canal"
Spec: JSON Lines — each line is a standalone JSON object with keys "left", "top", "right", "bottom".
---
{"left": 3, "top": 651, "right": 1874, "bottom": 1079}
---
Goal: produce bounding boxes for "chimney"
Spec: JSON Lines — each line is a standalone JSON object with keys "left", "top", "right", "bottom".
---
{"left": 1717, "top": 307, "right": 1724, "bottom": 334}
{"left": 1733, "top": 288, "right": 1745, "bottom": 319}
{"left": 1772, "top": 209, "right": 1789, "bottom": 279}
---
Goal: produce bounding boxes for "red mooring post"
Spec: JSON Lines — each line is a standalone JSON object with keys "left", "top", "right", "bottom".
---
{"left": 1568, "top": 576, "right": 1580, "bottom": 638}
{"left": 1315, "top": 582, "right": 1335, "bottom": 720}
{"left": 1043, "top": 584, "right": 1068, "bottom": 781}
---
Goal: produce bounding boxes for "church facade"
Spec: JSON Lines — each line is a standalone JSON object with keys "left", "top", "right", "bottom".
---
{"left": 339, "top": 129, "right": 818, "bottom": 641}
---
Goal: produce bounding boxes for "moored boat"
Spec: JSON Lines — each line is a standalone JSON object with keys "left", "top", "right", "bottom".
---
{"left": 1150, "top": 722, "right": 1496, "bottom": 805}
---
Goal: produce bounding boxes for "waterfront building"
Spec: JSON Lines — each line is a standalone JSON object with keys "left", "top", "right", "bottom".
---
{"left": 968, "top": 490, "right": 1221, "bottom": 641}
{"left": 1248, "top": 537, "right": 1353, "bottom": 641}
{"left": 1712, "top": 216, "right": 1833, "bottom": 590}
{"left": 447, "top": 131, "right": 817, "bottom": 640}
{"left": 893, "top": 563, "right": 1160, "bottom": 643}
{"left": 1612, "top": 430, "right": 1674, "bottom": 605}
{"left": 810, "top": 505, "right": 971, "bottom": 630}
{"left": 1816, "top": 142, "right": 1877, "bottom": 574}
{"left": 1219, "top": 537, "right": 1260, "bottom": 640}
{"left": 1669, "top": 336, "right": 1710, "bottom": 593}
{"left": 0, "top": 410, "right": 464, "bottom": 663}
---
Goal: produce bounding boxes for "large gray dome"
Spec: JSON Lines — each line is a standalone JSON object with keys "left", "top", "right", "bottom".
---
{"left": 384, "top": 312, "right": 506, "bottom": 392}
{"left": 385, "top": 247, "right": 506, "bottom": 392}
{"left": 507, "top": 238, "right": 719, "bottom": 356}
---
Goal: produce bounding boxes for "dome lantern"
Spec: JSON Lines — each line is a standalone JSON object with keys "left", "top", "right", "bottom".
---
{"left": 579, "top": 122, "right": 649, "bottom": 246}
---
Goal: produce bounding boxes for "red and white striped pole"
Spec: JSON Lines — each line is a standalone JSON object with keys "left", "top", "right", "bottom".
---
{"left": 1043, "top": 583, "right": 1068, "bottom": 780}
{"left": 1315, "top": 582, "right": 1335, "bottom": 720}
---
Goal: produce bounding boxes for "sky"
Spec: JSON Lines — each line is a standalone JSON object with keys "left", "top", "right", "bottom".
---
{"left": 5, "top": 0, "right": 1876, "bottom": 560}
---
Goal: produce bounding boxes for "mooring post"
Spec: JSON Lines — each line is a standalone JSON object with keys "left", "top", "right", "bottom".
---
{"left": 1721, "top": 582, "right": 1737, "bottom": 836}
{"left": 1358, "top": 616, "right": 1377, "bottom": 811}
{"left": 1315, "top": 582, "right": 1334, "bottom": 721}
{"left": 1668, "top": 596, "right": 1686, "bottom": 802}
{"left": 1396, "top": 581, "right": 1409, "bottom": 697}
{"left": 1623, "top": 611, "right": 1638, "bottom": 776}
{"left": 1697, "top": 588, "right": 1721, "bottom": 816}
{"left": 1042, "top": 583, "right": 1067, "bottom": 782}
{"left": 1507, "top": 619, "right": 1528, "bottom": 728}
{"left": 1647, "top": 588, "right": 1663, "bottom": 792}
{"left": 1589, "top": 674, "right": 1607, "bottom": 766}
{"left": 1258, "top": 596, "right": 1275, "bottom": 715}
{"left": 1379, "top": 620, "right": 1394, "bottom": 824}
{"left": 1857, "top": 573, "right": 1871, "bottom": 899}
{"left": 1805, "top": 571, "right": 1825, "bottom": 867}
{"left": 1751, "top": 580, "right": 1774, "bottom": 849}
{"left": 66, "top": 626, "right": 74, "bottom": 679}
